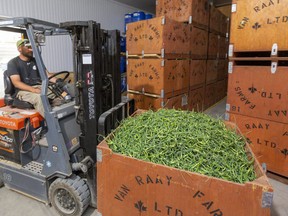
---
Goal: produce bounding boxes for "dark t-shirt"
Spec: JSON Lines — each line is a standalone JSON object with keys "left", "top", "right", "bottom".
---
{"left": 7, "top": 57, "right": 42, "bottom": 91}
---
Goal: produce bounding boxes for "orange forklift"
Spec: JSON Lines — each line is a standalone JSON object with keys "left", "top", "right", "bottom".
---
{"left": 0, "top": 17, "right": 133, "bottom": 216}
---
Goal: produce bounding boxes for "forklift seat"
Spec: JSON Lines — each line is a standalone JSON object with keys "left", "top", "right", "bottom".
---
{"left": 3, "top": 70, "right": 34, "bottom": 109}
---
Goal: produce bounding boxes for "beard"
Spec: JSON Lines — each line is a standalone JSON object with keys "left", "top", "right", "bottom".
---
{"left": 21, "top": 49, "right": 33, "bottom": 59}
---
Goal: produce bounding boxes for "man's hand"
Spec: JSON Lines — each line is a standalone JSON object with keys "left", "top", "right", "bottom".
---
{"left": 10, "top": 74, "right": 41, "bottom": 94}
{"left": 32, "top": 86, "right": 41, "bottom": 94}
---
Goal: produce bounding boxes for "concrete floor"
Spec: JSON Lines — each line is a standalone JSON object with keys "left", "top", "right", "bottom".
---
{"left": 0, "top": 98, "right": 287, "bottom": 216}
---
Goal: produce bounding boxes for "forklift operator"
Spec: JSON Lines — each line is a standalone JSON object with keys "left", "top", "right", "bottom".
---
{"left": 6, "top": 39, "right": 58, "bottom": 117}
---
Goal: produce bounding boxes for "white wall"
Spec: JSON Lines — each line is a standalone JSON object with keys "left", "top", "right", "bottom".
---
{"left": 0, "top": 0, "right": 139, "bottom": 71}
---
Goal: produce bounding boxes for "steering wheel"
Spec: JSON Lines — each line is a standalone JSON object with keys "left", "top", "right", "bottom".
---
{"left": 47, "top": 71, "right": 70, "bottom": 99}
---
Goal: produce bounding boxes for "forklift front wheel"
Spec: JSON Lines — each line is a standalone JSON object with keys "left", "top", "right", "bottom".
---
{"left": 0, "top": 178, "right": 3, "bottom": 188}
{"left": 49, "top": 175, "right": 90, "bottom": 216}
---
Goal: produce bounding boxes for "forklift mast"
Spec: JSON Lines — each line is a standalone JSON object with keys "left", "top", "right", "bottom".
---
{"left": 60, "top": 21, "right": 122, "bottom": 162}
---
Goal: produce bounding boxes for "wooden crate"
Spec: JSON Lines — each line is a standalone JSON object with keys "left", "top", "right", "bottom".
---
{"left": 204, "top": 82, "right": 218, "bottom": 109}
{"left": 216, "top": 79, "right": 228, "bottom": 102}
{"left": 190, "top": 60, "right": 206, "bottom": 89}
{"left": 97, "top": 120, "right": 273, "bottom": 216}
{"left": 227, "top": 65, "right": 288, "bottom": 124}
{"left": 220, "top": 13, "right": 229, "bottom": 36}
{"left": 217, "top": 59, "right": 228, "bottom": 80}
{"left": 189, "top": 86, "right": 204, "bottom": 111}
{"left": 127, "top": 92, "right": 189, "bottom": 111}
{"left": 210, "top": 6, "right": 229, "bottom": 36}
{"left": 230, "top": 0, "right": 288, "bottom": 53}
{"left": 228, "top": 113, "right": 288, "bottom": 177}
{"left": 209, "top": 5, "right": 221, "bottom": 33}
{"left": 156, "top": 0, "right": 209, "bottom": 28}
{"left": 190, "top": 26, "right": 208, "bottom": 59}
{"left": 126, "top": 16, "right": 190, "bottom": 58}
{"left": 219, "top": 36, "right": 228, "bottom": 59}
{"left": 127, "top": 59, "right": 189, "bottom": 98}
{"left": 208, "top": 32, "right": 219, "bottom": 59}
{"left": 206, "top": 60, "right": 218, "bottom": 84}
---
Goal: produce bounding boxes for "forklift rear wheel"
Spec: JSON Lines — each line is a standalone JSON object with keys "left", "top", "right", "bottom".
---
{"left": 49, "top": 175, "right": 90, "bottom": 216}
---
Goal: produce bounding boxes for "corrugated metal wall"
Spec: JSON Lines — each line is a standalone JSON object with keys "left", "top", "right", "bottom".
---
{"left": 0, "top": 0, "right": 138, "bottom": 71}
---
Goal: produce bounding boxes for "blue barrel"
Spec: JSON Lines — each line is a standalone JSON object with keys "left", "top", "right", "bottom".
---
{"left": 124, "top": 13, "right": 133, "bottom": 32}
{"left": 145, "top": 14, "right": 153, "bottom": 20}
{"left": 121, "top": 76, "right": 127, "bottom": 92}
{"left": 120, "top": 56, "right": 126, "bottom": 74}
{"left": 132, "top": 11, "right": 146, "bottom": 22}
{"left": 120, "top": 36, "right": 126, "bottom": 52}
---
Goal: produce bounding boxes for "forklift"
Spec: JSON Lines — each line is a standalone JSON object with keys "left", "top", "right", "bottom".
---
{"left": 0, "top": 17, "right": 134, "bottom": 216}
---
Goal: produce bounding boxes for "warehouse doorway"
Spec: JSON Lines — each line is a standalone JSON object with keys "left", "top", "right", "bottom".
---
{"left": 0, "top": 30, "right": 22, "bottom": 98}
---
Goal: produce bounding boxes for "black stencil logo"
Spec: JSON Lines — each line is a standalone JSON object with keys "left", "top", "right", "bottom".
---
{"left": 248, "top": 85, "right": 257, "bottom": 93}
{"left": 134, "top": 37, "right": 138, "bottom": 42}
{"left": 149, "top": 36, "right": 153, "bottom": 41}
{"left": 252, "top": 22, "right": 261, "bottom": 30}
{"left": 135, "top": 200, "right": 147, "bottom": 213}
{"left": 149, "top": 75, "right": 153, "bottom": 80}
{"left": 281, "top": 149, "right": 288, "bottom": 158}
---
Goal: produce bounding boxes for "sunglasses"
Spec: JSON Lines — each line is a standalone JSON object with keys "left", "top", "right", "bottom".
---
{"left": 24, "top": 43, "right": 32, "bottom": 48}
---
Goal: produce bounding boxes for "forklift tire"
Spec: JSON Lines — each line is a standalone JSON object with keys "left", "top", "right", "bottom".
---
{"left": 49, "top": 175, "right": 90, "bottom": 216}
{"left": 0, "top": 178, "right": 3, "bottom": 188}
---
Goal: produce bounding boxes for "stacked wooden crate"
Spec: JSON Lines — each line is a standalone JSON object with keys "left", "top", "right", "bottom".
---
{"left": 126, "top": 16, "right": 190, "bottom": 110}
{"left": 126, "top": 0, "right": 229, "bottom": 111}
{"left": 226, "top": 0, "right": 288, "bottom": 177}
{"left": 205, "top": 5, "right": 229, "bottom": 109}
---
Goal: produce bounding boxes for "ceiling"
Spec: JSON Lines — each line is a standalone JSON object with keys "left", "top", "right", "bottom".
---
{"left": 114, "top": 0, "right": 156, "bottom": 14}
{"left": 113, "top": 0, "right": 232, "bottom": 14}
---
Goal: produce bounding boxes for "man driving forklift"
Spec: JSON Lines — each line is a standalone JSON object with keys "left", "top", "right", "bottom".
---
{"left": 7, "top": 38, "right": 73, "bottom": 117}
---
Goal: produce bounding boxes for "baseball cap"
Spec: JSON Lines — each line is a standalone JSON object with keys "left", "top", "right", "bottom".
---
{"left": 16, "top": 39, "right": 30, "bottom": 48}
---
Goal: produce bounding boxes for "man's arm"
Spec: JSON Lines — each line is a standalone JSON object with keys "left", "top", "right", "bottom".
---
{"left": 10, "top": 74, "right": 41, "bottom": 93}
{"left": 46, "top": 70, "right": 57, "bottom": 83}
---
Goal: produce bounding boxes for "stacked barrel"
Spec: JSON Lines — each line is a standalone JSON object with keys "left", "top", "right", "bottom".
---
{"left": 226, "top": 0, "right": 288, "bottom": 177}
{"left": 126, "top": 0, "right": 229, "bottom": 111}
